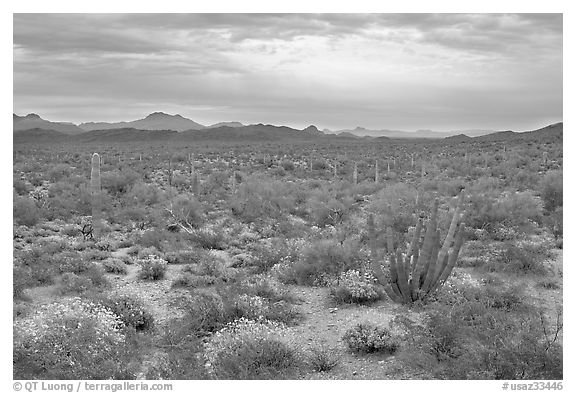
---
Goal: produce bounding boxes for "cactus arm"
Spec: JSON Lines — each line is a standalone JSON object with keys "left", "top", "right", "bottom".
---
{"left": 431, "top": 225, "right": 465, "bottom": 293}
{"left": 408, "top": 219, "right": 423, "bottom": 266}
{"left": 421, "top": 229, "right": 441, "bottom": 294}
{"left": 395, "top": 249, "right": 411, "bottom": 302}
{"left": 383, "top": 284, "right": 403, "bottom": 303}
{"left": 386, "top": 226, "right": 394, "bottom": 255}
{"left": 434, "top": 191, "right": 464, "bottom": 281}
{"left": 91, "top": 153, "right": 101, "bottom": 239}
{"left": 368, "top": 214, "right": 386, "bottom": 285}
{"left": 409, "top": 248, "right": 421, "bottom": 300}
{"left": 411, "top": 200, "right": 439, "bottom": 297}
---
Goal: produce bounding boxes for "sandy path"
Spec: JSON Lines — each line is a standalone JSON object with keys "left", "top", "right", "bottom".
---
{"left": 284, "top": 285, "right": 425, "bottom": 379}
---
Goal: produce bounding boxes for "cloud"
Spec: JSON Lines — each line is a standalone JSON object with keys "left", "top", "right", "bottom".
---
{"left": 13, "top": 13, "right": 562, "bottom": 131}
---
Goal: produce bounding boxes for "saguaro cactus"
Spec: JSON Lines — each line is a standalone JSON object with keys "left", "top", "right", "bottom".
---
{"left": 375, "top": 159, "right": 379, "bottom": 183}
{"left": 369, "top": 191, "right": 466, "bottom": 303}
{"left": 91, "top": 153, "right": 102, "bottom": 239}
{"left": 191, "top": 172, "right": 200, "bottom": 196}
{"left": 167, "top": 158, "right": 173, "bottom": 186}
{"left": 353, "top": 161, "right": 358, "bottom": 185}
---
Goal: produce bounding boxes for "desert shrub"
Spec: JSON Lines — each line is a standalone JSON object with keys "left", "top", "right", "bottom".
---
{"left": 138, "top": 229, "right": 169, "bottom": 250}
{"left": 342, "top": 322, "right": 399, "bottom": 354}
{"left": 175, "top": 290, "right": 228, "bottom": 336}
{"left": 149, "top": 325, "right": 207, "bottom": 380}
{"left": 330, "top": 270, "right": 383, "bottom": 304}
{"left": 14, "top": 298, "right": 136, "bottom": 379}
{"left": 102, "top": 258, "right": 128, "bottom": 275}
{"left": 249, "top": 238, "right": 302, "bottom": 273}
{"left": 204, "top": 318, "right": 296, "bottom": 379}
{"left": 368, "top": 182, "right": 422, "bottom": 235}
{"left": 280, "top": 160, "right": 295, "bottom": 171}
{"left": 47, "top": 164, "right": 72, "bottom": 182}
{"left": 486, "top": 242, "right": 551, "bottom": 274}
{"left": 14, "top": 195, "right": 41, "bottom": 227}
{"left": 172, "top": 273, "right": 217, "bottom": 289}
{"left": 135, "top": 246, "right": 162, "bottom": 259}
{"left": 278, "top": 239, "right": 364, "bottom": 286}
{"left": 83, "top": 248, "right": 110, "bottom": 261}
{"left": 186, "top": 228, "right": 227, "bottom": 250}
{"left": 466, "top": 191, "right": 543, "bottom": 235}
{"left": 225, "top": 277, "right": 301, "bottom": 325}
{"left": 13, "top": 178, "right": 31, "bottom": 195}
{"left": 101, "top": 169, "right": 139, "bottom": 195}
{"left": 14, "top": 244, "right": 71, "bottom": 287}
{"left": 229, "top": 175, "right": 296, "bottom": 222}
{"left": 306, "top": 344, "right": 341, "bottom": 372}
{"left": 94, "top": 239, "right": 116, "bottom": 252}
{"left": 395, "top": 296, "right": 563, "bottom": 380}
{"left": 164, "top": 193, "right": 204, "bottom": 229}
{"left": 540, "top": 170, "right": 562, "bottom": 213}
{"left": 99, "top": 295, "right": 154, "bottom": 331}
{"left": 61, "top": 224, "right": 81, "bottom": 237}
{"left": 126, "top": 182, "right": 163, "bottom": 206}
{"left": 307, "top": 194, "right": 353, "bottom": 227}
{"left": 180, "top": 255, "right": 230, "bottom": 286}
{"left": 45, "top": 178, "right": 97, "bottom": 219}
{"left": 311, "top": 159, "right": 328, "bottom": 170}
{"left": 165, "top": 249, "right": 206, "bottom": 264}
{"left": 137, "top": 255, "right": 168, "bottom": 280}
{"left": 543, "top": 207, "right": 562, "bottom": 240}
{"left": 536, "top": 278, "right": 561, "bottom": 290}
{"left": 200, "top": 171, "right": 230, "bottom": 200}
{"left": 13, "top": 266, "right": 31, "bottom": 299}
{"left": 55, "top": 272, "right": 94, "bottom": 295}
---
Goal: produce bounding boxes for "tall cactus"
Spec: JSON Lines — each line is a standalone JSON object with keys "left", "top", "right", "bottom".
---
{"left": 369, "top": 191, "right": 466, "bottom": 303}
{"left": 375, "top": 159, "right": 379, "bottom": 183}
{"left": 191, "top": 172, "right": 199, "bottom": 196}
{"left": 352, "top": 161, "right": 358, "bottom": 185}
{"left": 91, "top": 153, "right": 102, "bottom": 239}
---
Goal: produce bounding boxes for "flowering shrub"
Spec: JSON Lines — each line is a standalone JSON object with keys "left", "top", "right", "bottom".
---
{"left": 102, "top": 258, "right": 128, "bottom": 275}
{"left": 137, "top": 255, "right": 168, "bottom": 280}
{"left": 275, "top": 238, "right": 365, "bottom": 286}
{"left": 342, "top": 322, "right": 399, "bottom": 354}
{"left": 55, "top": 272, "right": 94, "bottom": 295}
{"left": 330, "top": 270, "right": 383, "bottom": 304}
{"left": 233, "top": 294, "right": 267, "bottom": 319}
{"left": 204, "top": 317, "right": 296, "bottom": 379}
{"left": 99, "top": 295, "right": 154, "bottom": 331}
{"left": 14, "top": 298, "right": 135, "bottom": 379}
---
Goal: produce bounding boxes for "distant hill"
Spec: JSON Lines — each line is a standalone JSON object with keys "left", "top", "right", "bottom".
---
{"left": 302, "top": 125, "right": 324, "bottom": 136}
{"left": 473, "top": 122, "right": 562, "bottom": 142}
{"left": 325, "top": 126, "right": 495, "bottom": 139}
{"left": 74, "top": 128, "right": 178, "bottom": 143}
{"left": 444, "top": 134, "right": 473, "bottom": 143}
{"left": 206, "top": 121, "right": 244, "bottom": 129}
{"left": 176, "top": 124, "right": 325, "bottom": 141}
{"left": 13, "top": 113, "right": 85, "bottom": 134}
{"left": 79, "top": 112, "right": 205, "bottom": 132}
{"left": 335, "top": 131, "right": 361, "bottom": 139}
{"left": 13, "top": 128, "right": 70, "bottom": 142}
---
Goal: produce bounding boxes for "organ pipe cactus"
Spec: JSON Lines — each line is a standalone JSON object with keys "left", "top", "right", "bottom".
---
{"left": 369, "top": 191, "right": 466, "bottom": 303}
{"left": 90, "top": 153, "right": 102, "bottom": 239}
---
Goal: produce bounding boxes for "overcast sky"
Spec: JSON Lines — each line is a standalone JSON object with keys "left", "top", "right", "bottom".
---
{"left": 13, "top": 13, "right": 562, "bottom": 131}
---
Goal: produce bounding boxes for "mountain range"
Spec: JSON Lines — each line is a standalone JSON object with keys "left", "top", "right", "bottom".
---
{"left": 12, "top": 112, "right": 562, "bottom": 143}
{"left": 323, "top": 126, "right": 496, "bottom": 139}
{"left": 13, "top": 113, "right": 85, "bottom": 134}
